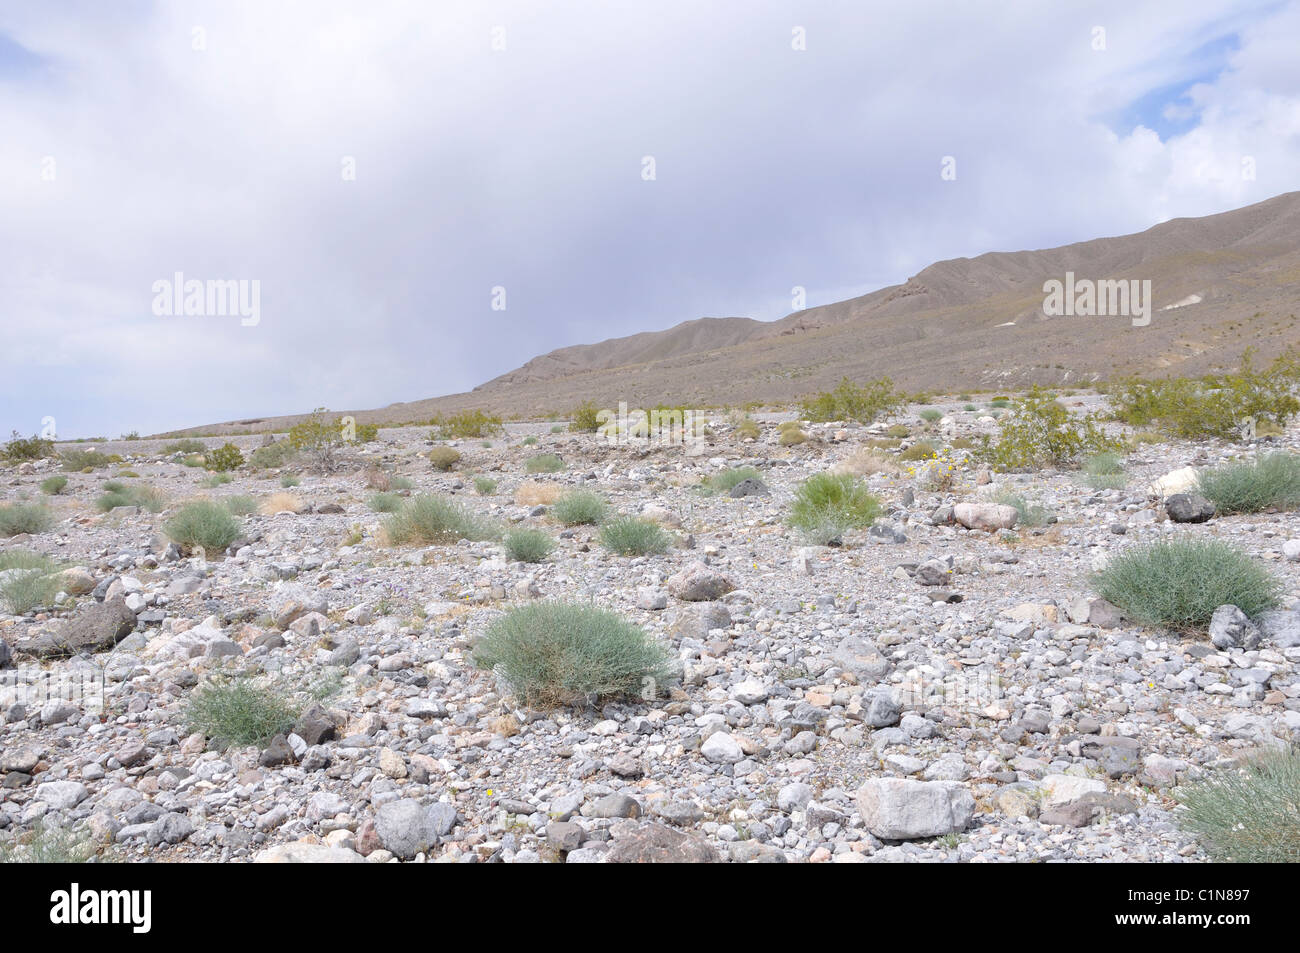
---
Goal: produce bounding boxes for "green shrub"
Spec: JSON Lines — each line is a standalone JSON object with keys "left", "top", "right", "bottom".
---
{"left": 1094, "top": 539, "right": 1279, "bottom": 633}
{"left": 279, "top": 474, "right": 300, "bottom": 488}
{"left": 249, "top": 441, "right": 297, "bottom": 469}
{"left": 699, "top": 466, "right": 761, "bottom": 496}
{"left": 287, "top": 408, "right": 345, "bottom": 473}
{"left": 2, "top": 432, "right": 54, "bottom": 462}
{"left": 504, "top": 528, "right": 555, "bottom": 563}
{"left": 201, "top": 473, "right": 232, "bottom": 488}
{"left": 1082, "top": 451, "right": 1127, "bottom": 489}
{"left": 981, "top": 388, "right": 1119, "bottom": 469}
{"left": 0, "top": 550, "right": 62, "bottom": 613}
{"left": 350, "top": 422, "right": 379, "bottom": 444}
{"left": 899, "top": 441, "right": 936, "bottom": 461}
{"left": 428, "top": 446, "right": 461, "bottom": 471}
{"left": 569, "top": 400, "right": 602, "bottom": 433}
{"left": 94, "top": 483, "right": 165, "bottom": 513}
{"left": 223, "top": 495, "right": 258, "bottom": 516}
{"left": 1196, "top": 453, "right": 1300, "bottom": 515}
{"left": 0, "top": 819, "right": 101, "bottom": 863}
{"left": 473, "top": 476, "right": 498, "bottom": 495}
{"left": 184, "top": 677, "right": 299, "bottom": 750}
{"left": 1176, "top": 747, "right": 1300, "bottom": 862}
{"left": 207, "top": 442, "right": 244, "bottom": 472}
{"left": 389, "top": 476, "right": 414, "bottom": 491}
{"left": 39, "top": 476, "right": 68, "bottom": 495}
{"left": 919, "top": 408, "right": 942, "bottom": 423}
{"left": 990, "top": 489, "right": 1050, "bottom": 527}
{"left": 778, "top": 427, "right": 808, "bottom": 446}
{"left": 734, "top": 416, "right": 760, "bottom": 440}
{"left": 551, "top": 489, "right": 611, "bottom": 525}
{"left": 59, "top": 448, "right": 111, "bottom": 471}
{"left": 165, "top": 500, "right": 242, "bottom": 553}
{"left": 525, "top": 453, "right": 564, "bottom": 474}
{"left": 367, "top": 491, "right": 403, "bottom": 513}
{"left": 0, "top": 504, "right": 53, "bottom": 537}
{"left": 427, "top": 409, "right": 504, "bottom": 440}
{"left": 599, "top": 517, "right": 671, "bottom": 556}
{"left": 383, "top": 494, "right": 501, "bottom": 545}
{"left": 471, "top": 602, "right": 673, "bottom": 708}
{"left": 885, "top": 424, "right": 911, "bottom": 438}
{"left": 163, "top": 438, "right": 207, "bottom": 455}
{"left": 800, "top": 377, "right": 905, "bottom": 424}
{"left": 1106, "top": 350, "right": 1300, "bottom": 439}
{"left": 522, "top": 435, "right": 538, "bottom": 446}
{"left": 787, "top": 472, "right": 881, "bottom": 544}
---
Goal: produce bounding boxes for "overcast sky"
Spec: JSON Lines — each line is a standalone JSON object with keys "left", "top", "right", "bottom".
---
{"left": 3, "top": 0, "right": 1299, "bottom": 438}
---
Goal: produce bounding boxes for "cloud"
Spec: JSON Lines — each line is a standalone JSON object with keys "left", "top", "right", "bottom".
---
{"left": 2, "top": 0, "right": 1298, "bottom": 437}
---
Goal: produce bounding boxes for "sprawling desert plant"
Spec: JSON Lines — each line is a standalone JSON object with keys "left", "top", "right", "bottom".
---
{"left": 787, "top": 472, "right": 881, "bottom": 544}
{"left": 1196, "top": 452, "right": 1300, "bottom": 514}
{"left": 1177, "top": 747, "right": 1300, "bottom": 862}
{"left": 383, "top": 494, "right": 501, "bottom": 545}
{"left": 471, "top": 602, "right": 673, "bottom": 708}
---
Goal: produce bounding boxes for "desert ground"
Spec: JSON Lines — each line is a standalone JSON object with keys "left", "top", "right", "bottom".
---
{"left": 1, "top": 396, "right": 1297, "bottom": 863}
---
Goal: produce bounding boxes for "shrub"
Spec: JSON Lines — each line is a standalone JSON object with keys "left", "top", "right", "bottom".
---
{"left": 428, "top": 446, "right": 461, "bottom": 471}
{"left": 279, "top": 475, "right": 300, "bottom": 488}
{"left": 1106, "top": 350, "right": 1300, "bottom": 439}
{"left": 787, "top": 472, "right": 881, "bottom": 544}
{"left": 1082, "top": 451, "right": 1126, "bottom": 489}
{"left": 471, "top": 602, "right": 673, "bottom": 708}
{"left": 599, "top": 517, "right": 671, "bottom": 556}
{"left": 428, "top": 409, "right": 503, "bottom": 440}
{"left": 287, "top": 408, "right": 345, "bottom": 473}
{"left": 383, "top": 494, "right": 501, "bottom": 545}
{"left": 990, "top": 489, "right": 1050, "bottom": 527}
{"left": 899, "top": 441, "right": 936, "bottom": 462}
{"left": 734, "top": 416, "right": 760, "bottom": 440}
{"left": 363, "top": 466, "right": 391, "bottom": 490}
{"left": 981, "top": 388, "right": 1119, "bottom": 469}
{"left": 831, "top": 448, "right": 901, "bottom": 477}
{"left": 515, "top": 482, "right": 562, "bottom": 506}
{"left": 59, "top": 448, "right": 110, "bottom": 471}
{"left": 504, "top": 528, "right": 555, "bottom": 563}
{"left": 778, "top": 427, "right": 808, "bottom": 446}
{"left": 368, "top": 491, "right": 403, "bottom": 513}
{"left": 223, "top": 495, "right": 258, "bottom": 516}
{"left": 550, "top": 424, "right": 564, "bottom": 434}
{"left": 525, "top": 453, "right": 564, "bottom": 474}
{"left": 1196, "top": 453, "right": 1300, "bottom": 515}
{"left": 0, "top": 504, "right": 53, "bottom": 537}
{"left": 249, "top": 441, "right": 297, "bottom": 469}
{"left": 40, "top": 476, "right": 68, "bottom": 495}
{"left": 165, "top": 500, "right": 242, "bottom": 553}
{"left": 522, "top": 435, "right": 538, "bottom": 446}
{"left": 163, "top": 438, "right": 207, "bottom": 455}
{"left": 885, "top": 424, "right": 911, "bottom": 438}
{"left": 570, "top": 400, "right": 602, "bottom": 433}
{"left": 207, "top": 442, "right": 244, "bottom": 472}
{"left": 473, "top": 476, "right": 498, "bottom": 495}
{"left": 1093, "top": 539, "right": 1279, "bottom": 633}
{"left": 95, "top": 483, "right": 165, "bottom": 513}
{"left": 259, "top": 492, "right": 303, "bottom": 515}
{"left": 389, "top": 475, "right": 414, "bottom": 491}
{"left": 201, "top": 473, "right": 232, "bottom": 488}
{"left": 350, "top": 422, "right": 379, "bottom": 444}
{"left": 0, "top": 550, "right": 62, "bottom": 613}
{"left": 919, "top": 408, "right": 942, "bottom": 423}
{"left": 551, "top": 489, "right": 611, "bottom": 525}
{"left": 0, "top": 819, "right": 101, "bottom": 863}
{"left": 184, "top": 677, "right": 299, "bottom": 750}
{"left": 800, "top": 377, "right": 905, "bottom": 424}
{"left": 699, "top": 466, "right": 762, "bottom": 496}
{"left": 2, "top": 431, "right": 54, "bottom": 462}
{"left": 1176, "top": 747, "right": 1300, "bottom": 862}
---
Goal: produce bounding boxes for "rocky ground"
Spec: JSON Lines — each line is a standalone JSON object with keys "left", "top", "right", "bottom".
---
{"left": 2, "top": 397, "right": 1298, "bottom": 863}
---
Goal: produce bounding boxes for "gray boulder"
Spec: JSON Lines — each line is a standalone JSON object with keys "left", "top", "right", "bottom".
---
{"left": 855, "top": 778, "right": 975, "bottom": 840}
{"left": 1165, "top": 493, "right": 1215, "bottom": 523}
{"left": 1209, "top": 604, "right": 1261, "bottom": 651}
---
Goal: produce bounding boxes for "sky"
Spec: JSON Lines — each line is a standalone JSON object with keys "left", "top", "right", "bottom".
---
{"left": 2, "top": 0, "right": 1299, "bottom": 439}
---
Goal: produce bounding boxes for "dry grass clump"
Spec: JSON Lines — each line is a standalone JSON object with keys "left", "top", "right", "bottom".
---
{"left": 515, "top": 482, "right": 563, "bottom": 506}
{"left": 832, "top": 448, "right": 902, "bottom": 477}
{"left": 260, "top": 492, "right": 305, "bottom": 515}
